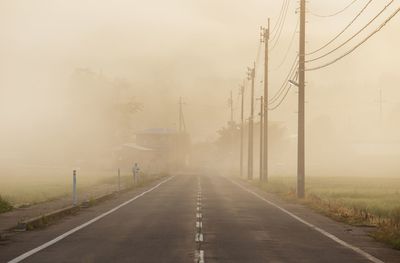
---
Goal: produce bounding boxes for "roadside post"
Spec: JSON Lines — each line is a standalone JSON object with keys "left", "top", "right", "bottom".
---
{"left": 72, "top": 170, "right": 77, "bottom": 206}
{"left": 133, "top": 163, "right": 140, "bottom": 185}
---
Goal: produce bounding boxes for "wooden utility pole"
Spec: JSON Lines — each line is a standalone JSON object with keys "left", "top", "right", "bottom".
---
{"left": 380, "top": 88, "right": 383, "bottom": 123}
{"left": 297, "top": 0, "right": 306, "bottom": 198}
{"left": 261, "top": 19, "right": 270, "bottom": 182}
{"left": 178, "top": 97, "right": 187, "bottom": 170}
{"left": 179, "top": 97, "right": 186, "bottom": 133}
{"left": 378, "top": 88, "right": 385, "bottom": 124}
{"left": 240, "top": 83, "right": 245, "bottom": 178}
{"left": 229, "top": 90, "right": 234, "bottom": 123}
{"left": 247, "top": 63, "right": 255, "bottom": 180}
{"left": 258, "top": 96, "right": 264, "bottom": 181}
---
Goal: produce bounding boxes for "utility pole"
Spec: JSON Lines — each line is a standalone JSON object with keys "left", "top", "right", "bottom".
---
{"left": 297, "top": 0, "right": 306, "bottom": 198}
{"left": 247, "top": 63, "right": 256, "bottom": 180}
{"left": 240, "top": 83, "right": 245, "bottom": 178}
{"left": 178, "top": 97, "right": 186, "bottom": 133}
{"left": 261, "top": 19, "right": 270, "bottom": 182}
{"left": 229, "top": 90, "right": 234, "bottom": 123}
{"left": 258, "top": 96, "right": 264, "bottom": 181}
{"left": 378, "top": 88, "right": 384, "bottom": 124}
{"left": 227, "top": 90, "right": 235, "bottom": 173}
{"left": 374, "top": 88, "right": 386, "bottom": 125}
{"left": 178, "top": 97, "right": 187, "bottom": 169}
{"left": 380, "top": 88, "right": 383, "bottom": 123}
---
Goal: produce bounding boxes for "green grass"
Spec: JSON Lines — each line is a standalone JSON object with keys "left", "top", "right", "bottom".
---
{"left": 0, "top": 195, "right": 13, "bottom": 213}
{"left": 254, "top": 176, "right": 400, "bottom": 249}
{"left": 0, "top": 166, "right": 166, "bottom": 210}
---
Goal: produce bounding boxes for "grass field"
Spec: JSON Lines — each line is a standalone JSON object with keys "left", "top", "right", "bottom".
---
{"left": 255, "top": 176, "right": 400, "bottom": 249}
{"left": 0, "top": 166, "right": 141, "bottom": 208}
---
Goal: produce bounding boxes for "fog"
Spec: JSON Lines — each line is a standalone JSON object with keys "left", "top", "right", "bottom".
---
{"left": 1, "top": 0, "right": 400, "bottom": 178}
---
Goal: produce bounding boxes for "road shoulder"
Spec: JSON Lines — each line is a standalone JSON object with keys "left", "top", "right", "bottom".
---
{"left": 229, "top": 176, "right": 400, "bottom": 263}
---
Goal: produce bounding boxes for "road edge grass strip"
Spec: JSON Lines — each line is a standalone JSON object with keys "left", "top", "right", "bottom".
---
{"left": 248, "top": 179, "right": 400, "bottom": 250}
{"left": 9, "top": 173, "right": 169, "bottom": 232}
{"left": 15, "top": 205, "right": 81, "bottom": 231}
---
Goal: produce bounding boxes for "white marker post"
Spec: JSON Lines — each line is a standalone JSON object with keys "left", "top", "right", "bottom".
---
{"left": 132, "top": 165, "right": 136, "bottom": 186}
{"left": 133, "top": 163, "right": 140, "bottom": 186}
{"left": 72, "top": 170, "right": 77, "bottom": 206}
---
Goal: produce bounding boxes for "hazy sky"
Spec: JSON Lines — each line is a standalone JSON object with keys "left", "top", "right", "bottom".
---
{"left": 1, "top": 0, "right": 399, "bottom": 145}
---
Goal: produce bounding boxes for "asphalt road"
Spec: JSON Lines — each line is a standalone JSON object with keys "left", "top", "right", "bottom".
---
{"left": 1, "top": 174, "right": 399, "bottom": 263}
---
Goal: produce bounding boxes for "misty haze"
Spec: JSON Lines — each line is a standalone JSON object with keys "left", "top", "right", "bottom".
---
{"left": 1, "top": 1, "right": 400, "bottom": 262}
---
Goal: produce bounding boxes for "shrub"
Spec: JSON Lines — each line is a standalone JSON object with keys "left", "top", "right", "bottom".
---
{"left": 0, "top": 195, "right": 13, "bottom": 213}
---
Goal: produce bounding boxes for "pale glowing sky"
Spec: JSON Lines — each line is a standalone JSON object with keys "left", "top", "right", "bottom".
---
{"left": 1, "top": 0, "right": 399, "bottom": 143}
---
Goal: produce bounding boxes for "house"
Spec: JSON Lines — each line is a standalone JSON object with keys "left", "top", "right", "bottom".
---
{"left": 114, "top": 128, "right": 190, "bottom": 173}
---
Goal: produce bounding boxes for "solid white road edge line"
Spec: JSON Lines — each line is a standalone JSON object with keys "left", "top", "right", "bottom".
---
{"left": 8, "top": 176, "right": 176, "bottom": 263}
{"left": 228, "top": 178, "right": 384, "bottom": 263}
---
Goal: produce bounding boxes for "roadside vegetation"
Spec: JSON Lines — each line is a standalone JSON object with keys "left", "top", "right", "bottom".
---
{"left": 0, "top": 166, "right": 167, "bottom": 212}
{"left": 0, "top": 195, "right": 13, "bottom": 213}
{"left": 254, "top": 176, "right": 400, "bottom": 250}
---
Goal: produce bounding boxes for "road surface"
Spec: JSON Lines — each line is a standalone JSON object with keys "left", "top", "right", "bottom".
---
{"left": 1, "top": 174, "right": 399, "bottom": 263}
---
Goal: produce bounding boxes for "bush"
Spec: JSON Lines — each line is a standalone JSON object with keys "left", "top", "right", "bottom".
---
{"left": 0, "top": 195, "right": 13, "bottom": 213}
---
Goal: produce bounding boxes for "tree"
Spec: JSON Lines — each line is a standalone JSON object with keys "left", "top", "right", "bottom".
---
{"left": 66, "top": 68, "right": 142, "bottom": 167}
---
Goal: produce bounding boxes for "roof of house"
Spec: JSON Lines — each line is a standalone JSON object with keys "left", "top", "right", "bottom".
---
{"left": 121, "top": 143, "right": 154, "bottom": 151}
{"left": 135, "top": 128, "right": 178, "bottom": 135}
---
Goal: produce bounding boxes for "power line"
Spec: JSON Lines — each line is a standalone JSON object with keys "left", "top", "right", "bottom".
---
{"left": 306, "top": 0, "right": 395, "bottom": 63}
{"left": 268, "top": 85, "right": 291, "bottom": 111}
{"left": 306, "top": 5, "right": 400, "bottom": 71}
{"left": 309, "top": 0, "right": 360, "bottom": 18}
{"left": 270, "top": 0, "right": 291, "bottom": 51}
{"left": 269, "top": 57, "right": 298, "bottom": 104}
{"left": 307, "top": 0, "right": 373, "bottom": 56}
{"left": 271, "top": 19, "right": 299, "bottom": 71}
{"left": 271, "top": 0, "right": 288, "bottom": 37}
{"left": 268, "top": 72, "right": 298, "bottom": 111}
{"left": 268, "top": 68, "right": 296, "bottom": 105}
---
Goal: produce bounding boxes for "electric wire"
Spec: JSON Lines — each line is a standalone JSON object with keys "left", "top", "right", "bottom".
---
{"left": 268, "top": 72, "right": 298, "bottom": 111}
{"left": 270, "top": 0, "right": 289, "bottom": 42}
{"left": 269, "top": 57, "right": 298, "bottom": 104}
{"left": 268, "top": 68, "right": 296, "bottom": 107}
{"left": 268, "top": 59, "right": 297, "bottom": 105}
{"left": 271, "top": 0, "right": 288, "bottom": 37}
{"left": 306, "top": 5, "right": 400, "bottom": 71}
{"left": 306, "top": 0, "right": 395, "bottom": 63}
{"left": 307, "top": 0, "right": 373, "bottom": 56}
{"left": 271, "top": 19, "right": 299, "bottom": 71}
{"left": 309, "top": 0, "right": 360, "bottom": 18}
{"left": 270, "top": 0, "right": 291, "bottom": 51}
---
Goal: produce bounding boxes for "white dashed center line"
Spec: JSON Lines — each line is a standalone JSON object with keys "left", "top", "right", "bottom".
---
{"left": 194, "top": 177, "right": 205, "bottom": 263}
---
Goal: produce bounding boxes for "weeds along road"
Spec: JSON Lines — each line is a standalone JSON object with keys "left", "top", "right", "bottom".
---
{"left": 1, "top": 174, "right": 399, "bottom": 263}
